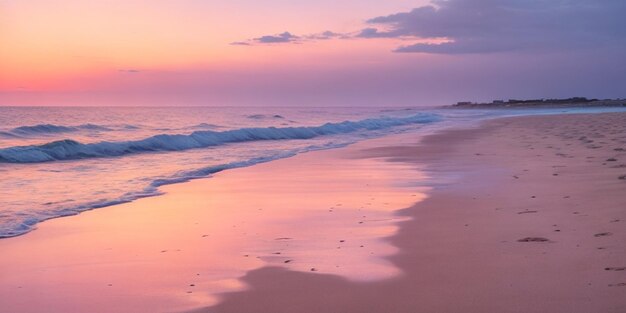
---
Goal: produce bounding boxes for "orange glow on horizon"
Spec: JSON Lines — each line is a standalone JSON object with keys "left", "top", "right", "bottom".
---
{"left": 1, "top": 0, "right": 439, "bottom": 105}
{"left": 2, "top": 37, "right": 419, "bottom": 92}
{"left": 1, "top": 0, "right": 432, "bottom": 91}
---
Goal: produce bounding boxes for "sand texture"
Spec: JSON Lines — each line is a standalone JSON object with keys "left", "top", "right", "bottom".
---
{"left": 201, "top": 112, "right": 626, "bottom": 313}
{"left": 0, "top": 112, "right": 624, "bottom": 313}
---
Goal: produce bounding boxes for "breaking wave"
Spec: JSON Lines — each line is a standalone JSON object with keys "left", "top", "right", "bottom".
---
{"left": 0, "top": 113, "right": 441, "bottom": 163}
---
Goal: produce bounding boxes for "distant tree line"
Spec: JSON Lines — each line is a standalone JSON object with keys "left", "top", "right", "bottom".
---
{"left": 503, "top": 97, "right": 596, "bottom": 104}
{"left": 450, "top": 97, "right": 626, "bottom": 108}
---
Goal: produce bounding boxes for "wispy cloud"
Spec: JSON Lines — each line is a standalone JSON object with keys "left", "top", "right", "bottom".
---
{"left": 232, "top": 30, "right": 349, "bottom": 46}
{"left": 305, "top": 31, "right": 350, "bottom": 40}
{"left": 230, "top": 41, "right": 252, "bottom": 46}
{"left": 255, "top": 31, "right": 299, "bottom": 43}
{"left": 118, "top": 69, "right": 141, "bottom": 73}
{"left": 231, "top": 31, "right": 300, "bottom": 46}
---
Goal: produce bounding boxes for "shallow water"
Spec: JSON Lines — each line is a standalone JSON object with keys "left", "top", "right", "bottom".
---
{"left": 0, "top": 133, "right": 427, "bottom": 313}
{"left": 1, "top": 106, "right": 624, "bottom": 237}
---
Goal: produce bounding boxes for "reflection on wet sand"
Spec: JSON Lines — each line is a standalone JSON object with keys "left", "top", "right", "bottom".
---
{"left": 0, "top": 136, "right": 427, "bottom": 313}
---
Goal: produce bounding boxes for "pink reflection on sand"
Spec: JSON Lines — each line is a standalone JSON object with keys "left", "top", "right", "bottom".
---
{"left": 0, "top": 138, "right": 427, "bottom": 312}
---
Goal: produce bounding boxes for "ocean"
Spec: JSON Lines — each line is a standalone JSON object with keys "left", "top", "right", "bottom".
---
{"left": 1, "top": 106, "right": 623, "bottom": 238}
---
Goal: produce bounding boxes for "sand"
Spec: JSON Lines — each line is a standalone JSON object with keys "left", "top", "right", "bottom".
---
{"left": 199, "top": 112, "right": 626, "bottom": 313}
{"left": 0, "top": 130, "right": 428, "bottom": 312}
{"left": 1, "top": 112, "right": 625, "bottom": 313}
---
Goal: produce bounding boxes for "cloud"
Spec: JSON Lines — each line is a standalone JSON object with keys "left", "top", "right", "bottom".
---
{"left": 356, "top": 27, "right": 395, "bottom": 39}
{"left": 230, "top": 41, "right": 251, "bottom": 46}
{"left": 231, "top": 31, "right": 299, "bottom": 46}
{"left": 238, "top": 1, "right": 626, "bottom": 54}
{"left": 119, "top": 69, "right": 140, "bottom": 73}
{"left": 255, "top": 31, "right": 299, "bottom": 43}
{"left": 233, "top": 30, "right": 351, "bottom": 46}
{"left": 305, "top": 31, "right": 348, "bottom": 40}
{"left": 362, "top": 0, "right": 626, "bottom": 54}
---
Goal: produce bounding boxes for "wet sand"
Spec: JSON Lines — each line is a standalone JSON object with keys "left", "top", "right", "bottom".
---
{"left": 0, "top": 131, "right": 428, "bottom": 312}
{"left": 199, "top": 112, "right": 626, "bottom": 313}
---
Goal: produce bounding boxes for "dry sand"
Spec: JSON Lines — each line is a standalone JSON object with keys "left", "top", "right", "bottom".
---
{"left": 199, "top": 112, "right": 626, "bottom": 313}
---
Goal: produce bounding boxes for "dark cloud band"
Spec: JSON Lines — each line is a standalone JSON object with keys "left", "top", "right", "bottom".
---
{"left": 237, "top": 0, "right": 626, "bottom": 54}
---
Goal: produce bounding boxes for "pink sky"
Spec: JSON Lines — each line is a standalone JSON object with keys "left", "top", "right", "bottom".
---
{"left": 1, "top": 0, "right": 624, "bottom": 106}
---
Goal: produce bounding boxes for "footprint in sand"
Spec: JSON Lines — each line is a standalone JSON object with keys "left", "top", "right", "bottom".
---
{"left": 517, "top": 237, "right": 550, "bottom": 242}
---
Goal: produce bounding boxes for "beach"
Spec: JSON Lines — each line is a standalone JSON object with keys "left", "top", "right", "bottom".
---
{"left": 0, "top": 117, "right": 429, "bottom": 312}
{"left": 4, "top": 0, "right": 625, "bottom": 311}
{"left": 1, "top": 111, "right": 625, "bottom": 312}
{"left": 203, "top": 112, "right": 626, "bottom": 313}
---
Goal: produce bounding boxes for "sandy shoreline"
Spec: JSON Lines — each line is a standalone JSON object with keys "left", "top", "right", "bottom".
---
{"left": 201, "top": 112, "right": 626, "bottom": 313}
{"left": 0, "top": 126, "right": 429, "bottom": 312}
{"left": 1, "top": 112, "right": 625, "bottom": 312}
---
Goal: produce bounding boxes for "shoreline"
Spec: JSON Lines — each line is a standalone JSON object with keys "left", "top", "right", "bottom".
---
{"left": 201, "top": 112, "right": 626, "bottom": 313}
{"left": 0, "top": 111, "right": 442, "bottom": 239}
{"left": 0, "top": 126, "right": 432, "bottom": 312}
{"left": 0, "top": 111, "right": 624, "bottom": 312}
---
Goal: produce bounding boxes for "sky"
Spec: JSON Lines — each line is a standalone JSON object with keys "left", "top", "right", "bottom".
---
{"left": 1, "top": 0, "right": 625, "bottom": 106}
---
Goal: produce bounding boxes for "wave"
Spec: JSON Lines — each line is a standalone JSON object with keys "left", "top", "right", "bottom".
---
{"left": 247, "top": 114, "right": 285, "bottom": 119}
{"left": 12, "top": 124, "right": 76, "bottom": 134}
{"left": 0, "top": 142, "right": 343, "bottom": 238}
{"left": 0, "top": 131, "right": 22, "bottom": 139}
{"left": 187, "top": 123, "right": 224, "bottom": 130}
{"left": 8, "top": 123, "right": 113, "bottom": 136}
{"left": 78, "top": 124, "right": 113, "bottom": 131}
{"left": 0, "top": 113, "right": 441, "bottom": 163}
{"left": 120, "top": 124, "right": 140, "bottom": 130}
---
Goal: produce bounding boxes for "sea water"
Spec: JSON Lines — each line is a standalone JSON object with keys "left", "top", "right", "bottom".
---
{"left": 1, "top": 106, "right": 623, "bottom": 237}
